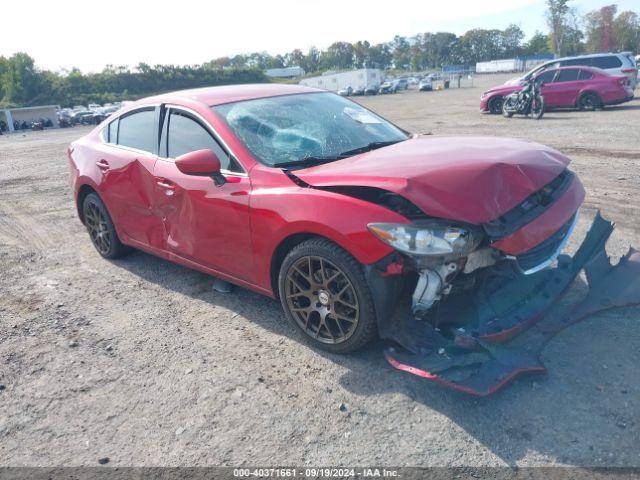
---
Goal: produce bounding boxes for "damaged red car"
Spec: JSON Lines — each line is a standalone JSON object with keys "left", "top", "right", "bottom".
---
{"left": 68, "top": 84, "right": 640, "bottom": 395}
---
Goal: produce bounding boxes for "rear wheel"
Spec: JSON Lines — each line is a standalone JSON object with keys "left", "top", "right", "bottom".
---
{"left": 278, "top": 239, "right": 377, "bottom": 353}
{"left": 489, "top": 96, "right": 503, "bottom": 114}
{"left": 578, "top": 92, "right": 601, "bottom": 111}
{"left": 82, "top": 193, "right": 131, "bottom": 259}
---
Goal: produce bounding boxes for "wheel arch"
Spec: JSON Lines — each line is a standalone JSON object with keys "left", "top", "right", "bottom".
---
{"left": 577, "top": 90, "right": 602, "bottom": 107}
{"left": 76, "top": 183, "right": 99, "bottom": 224}
{"left": 270, "top": 232, "right": 332, "bottom": 300}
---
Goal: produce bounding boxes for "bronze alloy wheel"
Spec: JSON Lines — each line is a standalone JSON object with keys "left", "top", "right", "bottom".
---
{"left": 284, "top": 256, "right": 360, "bottom": 344}
{"left": 84, "top": 199, "right": 112, "bottom": 255}
{"left": 81, "top": 192, "right": 131, "bottom": 259}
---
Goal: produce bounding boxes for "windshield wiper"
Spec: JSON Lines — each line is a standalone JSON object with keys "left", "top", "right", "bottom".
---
{"left": 276, "top": 140, "right": 404, "bottom": 170}
{"left": 337, "top": 140, "right": 404, "bottom": 157}
{"left": 276, "top": 155, "right": 342, "bottom": 170}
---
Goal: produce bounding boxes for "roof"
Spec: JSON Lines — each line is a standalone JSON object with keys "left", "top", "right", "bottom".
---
{"left": 147, "top": 83, "right": 322, "bottom": 106}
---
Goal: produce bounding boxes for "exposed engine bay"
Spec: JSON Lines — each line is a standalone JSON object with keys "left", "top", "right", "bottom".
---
{"left": 372, "top": 213, "right": 640, "bottom": 396}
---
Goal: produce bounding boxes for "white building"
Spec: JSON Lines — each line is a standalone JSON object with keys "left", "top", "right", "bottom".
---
{"left": 299, "top": 69, "right": 381, "bottom": 91}
{"left": 265, "top": 66, "right": 305, "bottom": 78}
{"left": 0, "top": 105, "right": 59, "bottom": 132}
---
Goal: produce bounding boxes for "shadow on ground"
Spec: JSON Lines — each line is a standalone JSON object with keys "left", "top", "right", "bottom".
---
{"left": 114, "top": 250, "right": 640, "bottom": 467}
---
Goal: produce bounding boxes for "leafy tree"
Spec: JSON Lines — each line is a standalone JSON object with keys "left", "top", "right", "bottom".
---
{"left": 502, "top": 24, "right": 525, "bottom": 57}
{"left": 522, "top": 31, "right": 552, "bottom": 54}
{"left": 546, "top": 0, "right": 571, "bottom": 55}
{"left": 353, "top": 40, "right": 371, "bottom": 68}
{"left": 584, "top": 5, "right": 618, "bottom": 53}
{"left": 614, "top": 10, "right": 640, "bottom": 51}
{"left": 391, "top": 36, "right": 411, "bottom": 69}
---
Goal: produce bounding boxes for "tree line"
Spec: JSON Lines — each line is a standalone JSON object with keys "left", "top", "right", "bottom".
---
{"left": 1, "top": 2, "right": 637, "bottom": 108}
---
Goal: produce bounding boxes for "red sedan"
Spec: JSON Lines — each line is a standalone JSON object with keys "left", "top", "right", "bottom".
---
{"left": 480, "top": 66, "right": 634, "bottom": 113}
{"left": 69, "top": 84, "right": 585, "bottom": 354}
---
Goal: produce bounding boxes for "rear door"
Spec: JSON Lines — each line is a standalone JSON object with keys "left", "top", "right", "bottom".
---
{"left": 96, "top": 107, "right": 165, "bottom": 249}
{"left": 534, "top": 69, "right": 559, "bottom": 106}
{"left": 152, "top": 106, "right": 254, "bottom": 280}
{"left": 543, "top": 68, "right": 581, "bottom": 107}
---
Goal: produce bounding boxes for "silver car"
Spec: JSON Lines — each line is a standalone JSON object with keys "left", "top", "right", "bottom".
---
{"left": 507, "top": 52, "right": 638, "bottom": 89}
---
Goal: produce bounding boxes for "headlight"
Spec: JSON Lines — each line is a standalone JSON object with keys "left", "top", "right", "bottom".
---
{"left": 368, "top": 222, "right": 478, "bottom": 257}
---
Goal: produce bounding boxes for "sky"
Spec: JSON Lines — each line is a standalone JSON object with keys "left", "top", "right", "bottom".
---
{"left": 2, "top": 0, "right": 638, "bottom": 72}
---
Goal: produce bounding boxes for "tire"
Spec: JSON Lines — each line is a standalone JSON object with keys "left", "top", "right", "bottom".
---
{"left": 489, "top": 96, "right": 503, "bottom": 114}
{"left": 278, "top": 238, "right": 377, "bottom": 353}
{"left": 502, "top": 98, "right": 515, "bottom": 118}
{"left": 82, "top": 193, "right": 132, "bottom": 259}
{"left": 578, "top": 92, "right": 601, "bottom": 111}
{"left": 531, "top": 95, "right": 545, "bottom": 120}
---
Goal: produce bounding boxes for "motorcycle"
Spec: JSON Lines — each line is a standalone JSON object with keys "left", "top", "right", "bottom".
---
{"left": 502, "top": 77, "right": 545, "bottom": 120}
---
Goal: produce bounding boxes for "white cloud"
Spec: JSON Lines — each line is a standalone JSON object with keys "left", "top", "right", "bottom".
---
{"left": 2, "top": 0, "right": 632, "bottom": 72}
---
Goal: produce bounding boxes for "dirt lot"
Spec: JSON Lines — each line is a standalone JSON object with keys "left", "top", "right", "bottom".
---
{"left": 1, "top": 73, "right": 639, "bottom": 467}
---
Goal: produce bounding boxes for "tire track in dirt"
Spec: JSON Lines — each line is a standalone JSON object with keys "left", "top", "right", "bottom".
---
{"left": 0, "top": 202, "right": 57, "bottom": 252}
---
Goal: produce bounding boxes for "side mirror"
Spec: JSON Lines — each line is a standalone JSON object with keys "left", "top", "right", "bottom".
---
{"left": 175, "top": 149, "right": 226, "bottom": 186}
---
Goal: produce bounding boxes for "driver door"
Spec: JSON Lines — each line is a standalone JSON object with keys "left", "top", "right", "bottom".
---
{"left": 152, "top": 107, "right": 254, "bottom": 281}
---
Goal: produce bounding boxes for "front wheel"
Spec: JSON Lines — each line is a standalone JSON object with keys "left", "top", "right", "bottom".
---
{"left": 278, "top": 239, "right": 378, "bottom": 353}
{"left": 488, "top": 96, "right": 503, "bottom": 114}
{"left": 531, "top": 95, "right": 545, "bottom": 119}
{"left": 502, "top": 97, "right": 515, "bottom": 118}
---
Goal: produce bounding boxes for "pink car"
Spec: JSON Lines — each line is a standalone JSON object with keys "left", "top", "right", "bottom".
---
{"left": 481, "top": 66, "right": 634, "bottom": 114}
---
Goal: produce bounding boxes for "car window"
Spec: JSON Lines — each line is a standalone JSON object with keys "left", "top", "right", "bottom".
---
{"left": 107, "top": 118, "right": 118, "bottom": 143}
{"left": 165, "top": 110, "right": 233, "bottom": 171}
{"left": 578, "top": 69, "right": 594, "bottom": 80}
{"left": 535, "top": 70, "right": 557, "bottom": 84}
{"left": 213, "top": 92, "right": 408, "bottom": 167}
{"left": 592, "top": 56, "right": 622, "bottom": 69}
{"left": 562, "top": 58, "right": 593, "bottom": 67}
{"left": 555, "top": 69, "right": 580, "bottom": 82}
{"left": 117, "top": 109, "right": 156, "bottom": 152}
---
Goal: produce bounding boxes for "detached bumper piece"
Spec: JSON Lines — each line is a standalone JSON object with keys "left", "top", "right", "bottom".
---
{"left": 384, "top": 212, "right": 640, "bottom": 396}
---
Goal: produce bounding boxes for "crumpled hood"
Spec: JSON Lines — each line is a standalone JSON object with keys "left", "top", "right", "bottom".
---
{"left": 292, "top": 136, "right": 571, "bottom": 224}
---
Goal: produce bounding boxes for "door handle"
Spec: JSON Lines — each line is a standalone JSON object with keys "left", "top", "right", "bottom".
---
{"left": 156, "top": 180, "right": 175, "bottom": 189}
{"left": 96, "top": 159, "right": 110, "bottom": 170}
{"left": 156, "top": 178, "right": 177, "bottom": 196}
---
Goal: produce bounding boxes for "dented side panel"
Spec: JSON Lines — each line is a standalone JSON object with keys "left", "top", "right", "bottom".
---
{"left": 152, "top": 160, "right": 254, "bottom": 281}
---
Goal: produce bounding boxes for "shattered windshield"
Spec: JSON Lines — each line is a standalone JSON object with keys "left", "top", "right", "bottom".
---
{"left": 213, "top": 92, "right": 408, "bottom": 167}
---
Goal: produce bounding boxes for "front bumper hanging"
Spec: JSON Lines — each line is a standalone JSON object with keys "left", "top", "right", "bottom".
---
{"left": 383, "top": 212, "right": 640, "bottom": 396}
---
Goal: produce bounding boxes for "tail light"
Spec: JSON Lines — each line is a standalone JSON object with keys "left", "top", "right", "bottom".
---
{"left": 621, "top": 68, "right": 636, "bottom": 74}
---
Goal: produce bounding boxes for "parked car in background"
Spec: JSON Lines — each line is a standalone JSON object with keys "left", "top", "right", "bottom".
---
{"left": 379, "top": 81, "right": 397, "bottom": 94}
{"left": 506, "top": 52, "right": 638, "bottom": 89}
{"left": 418, "top": 79, "right": 433, "bottom": 91}
{"left": 394, "top": 78, "right": 409, "bottom": 90}
{"left": 352, "top": 86, "right": 365, "bottom": 96}
{"left": 481, "top": 66, "right": 634, "bottom": 113}
{"left": 71, "top": 110, "right": 100, "bottom": 125}
{"left": 68, "top": 84, "right": 585, "bottom": 354}
{"left": 364, "top": 84, "right": 379, "bottom": 95}
{"left": 337, "top": 86, "right": 353, "bottom": 97}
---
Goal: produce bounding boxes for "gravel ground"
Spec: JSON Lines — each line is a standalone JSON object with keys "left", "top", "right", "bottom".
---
{"left": 0, "top": 74, "right": 639, "bottom": 467}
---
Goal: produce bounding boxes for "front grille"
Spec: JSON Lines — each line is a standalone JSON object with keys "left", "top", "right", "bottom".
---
{"left": 484, "top": 170, "right": 574, "bottom": 240}
{"left": 516, "top": 213, "right": 576, "bottom": 273}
